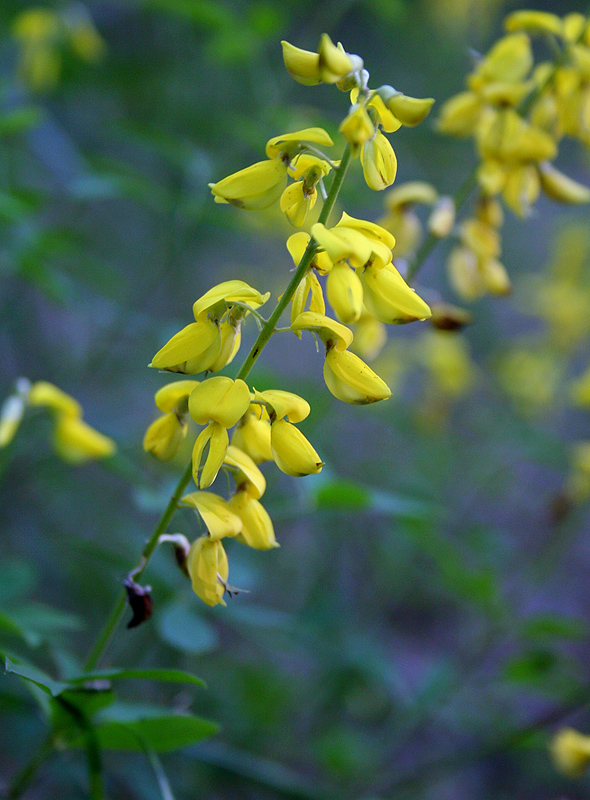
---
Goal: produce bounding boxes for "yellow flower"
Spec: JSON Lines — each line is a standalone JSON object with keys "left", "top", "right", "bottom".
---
{"left": 324, "top": 346, "right": 391, "bottom": 404}
{"left": 379, "top": 89, "right": 435, "bottom": 127}
{"left": 280, "top": 181, "right": 317, "bottom": 227}
{"left": 223, "top": 444, "right": 266, "bottom": 499}
{"left": 551, "top": 728, "right": 590, "bottom": 777}
{"left": 570, "top": 366, "right": 590, "bottom": 407}
{"left": 281, "top": 35, "right": 354, "bottom": 86}
{"left": 52, "top": 415, "right": 116, "bottom": 464}
{"left": 229, "top": 489, "right": 278, "bottom": 550}
{"left": 291, "top": 311, "right": 353, "bottom": 351}
{"left": 192, "top": 422, "right": 229, "bottom": 489}
{"left": 143, "top": 413, "right": 186, "bottom": 461}
{"left": 265, "top": 128, "right": 334, "bottom": 159}
{"left": 28, "top": 381, "right": 81, "bottom": 416}
{"left": 181, "top": 491, "right": 242, "bottom": 540}
{"left": 361, "top": 262, "right": 432, "bottom": 323}
{"left": 188, "top": 377, "right": 251, "bottom": 428}
{"left": 231, "top": 405, "right": 272, "bottom": 464}
{"left": 361, "top": 130, "right": 397, "bottom": 191}
{"left": 351, "top": 310, "right": 388, "bottom": 361}
{"left": 326, "top": 262, "right": 364, "bottom": 323}
{"left": 0, "top": 395, "right": 26, "bottom": 448}
{"left": 186, "top": 536, "right": 229, "bottom": 606}
{"left": 150, "top": 317, "right": 221, "bottom": 374}
{"left": 339, "top": 104, "right": 374, "bottom": 154}
{"left": 209, "top": 159, "right": 288, "bottom": 210}
{"left": 270, "top": 418, "right": 323, "bottom": 477}
{"left": 192, "top": 279, "right": 270, "bottom": 320}
{"left": 281, "top": 40, "right": 322, "bottom": 85}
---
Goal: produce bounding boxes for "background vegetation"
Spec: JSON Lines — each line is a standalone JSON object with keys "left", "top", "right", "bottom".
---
{"left": 2, "top": 0, "right": 590, "bottom": 798}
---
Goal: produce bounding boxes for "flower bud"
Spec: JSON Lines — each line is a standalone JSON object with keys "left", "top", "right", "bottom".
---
{"left": 254, "top": 389, "right": 310, "bottom": 422}
{"left": 361, "top": 263, "right": 432, "bottom": 323}
{"left": 326, "top": 262, "right": 364, "bottom": 323}
{"left": 208, "top": 318, "right": 241, "bottom": 372}
{"left": 143, "top": 413, "right": 186, "bottom": 461}
{"left": 317, "top": 34, "right": 353, "bottom": 83}
{"left": 150, "top": 318, "right": 221, "bottom": 374}
{"left": 281, "top": 40, "right": 321, "bottom": 85}
{"left": 52, "top": 414, "right": 116, "bottom": 464}
{"left": 361, "top": 130, "right": 397, "bottom": 191}
{"left": 324, "top": 346, "right": 391, "bottom": 404}
{"left": 427, "top": 196, "right": 455, "bottom": 237}
{"left": 209, "top": 159, "right": 287, "bottom": 210}
{"left": 378, "top": 87, "right": 434, "bottom": 126}
{"left": 280, "top": 181, "right": 317, "bottom": 227}
{"left": 538, "top": 162, "right": 590, "bottom": 204}
{"left": 28, "top": 381, "right": 81, "bottom": 417}
{"left": 270, "top": 418, "right": 323, "bottom": 477}
{"left": 339, "top": 104, "right": 374, "bottom": 154}
{"left": 186, "top": 536, "right": 229, "bottom": 606}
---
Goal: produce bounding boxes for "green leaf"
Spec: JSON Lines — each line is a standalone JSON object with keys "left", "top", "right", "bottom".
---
{"left": 0, "top": 106, "right": 44, "bottom": 135}
{"left": 5, "top": 657, "right": 68, "bottom": 697}
{"left": 67, "top": 667, "right": 206, "bottom": 688}
{"left": 157, "top": 601, "right": 219, "bottom": 656}
{"left": 90, "top": 705, "right": 218, "bottom": 752}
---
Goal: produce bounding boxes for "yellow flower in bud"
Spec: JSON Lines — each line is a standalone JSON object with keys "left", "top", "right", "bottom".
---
{"left": 0, "top": 395, "right": 26, "bottom": 448}
{"left": 143, "top": 413, "right": 186, "bottom": 461}
{"left": 254, "top": 389, "right": 310, "bottom": 423}
{"left": 361, "top": 263, "right": 432, "bottom": 324}
{"left": 280, "top": 181, "right": 317, "bottom": 227}
{"left": 209, "top": 159, "right": 287, "bottom": 210}
{"left": 551, "top": 728, "right": 590, "bottom": 777}
{"left": 477, "top": 159, "right": 507, "bottom": 195}
{"left": 28, "top": 381, "right": 82, "bottom": 417}
{"left": 563, "top": 14, "right": 590, "bottom": 44}
{"left": 270, "top": 418, "right": 323, "bottom": 477}
{"left": 192, "top": 280, "right": 270, "bottom": 320}
{"left": 317, "top": 34, "right": 354, "bottom": 83}
{"left": 366, "top": 92, "right": 402, "bottom": 133}
{"left": 186, "top": 536, "right": 229, "bottom": 606}
{"left": 52, "top": 415, "right": 116, "bottom": 464}
{"left": 286, "top": 231, "right": 332, "bottom": 274}
{"left": 427, "top": 197, "right": 455, "bottom": 238}
{"left": 326, "top": 262, "right": 364, "bottom": 323}
{"left": 291, "top": 311, "right": 354, "bottom": 351}
{"left": 383, "top": 182, "right": 438, "bottom": 209}
{"left": 339, "top": 105, "right": 375, "bottom": 155}
{"left": 380, "top": 90, "right": 435, "bottom": 127}
{"left": 459, "top": 219, "right": 501, "bottom": 260}
{"left": 208, "top": 318, "right": 241, "bottom": 373}
{"left": 504, "top": 10, "right": 562, "bottom": 37}
{"left": 281, "top": 40, "right": 321, "bottom": 85}
{"left": 265, "top": 128, "right": 334, "bottom": 159}
{"left": 324, "top": 346, "right": 391, "bottom": 404}
{"left": 188, "top": 376, "right": 251, "bottom": 428}
{"left": 231, "top": 405, "right": 272, "bottom": 464}
{"left": 538, "top": 162, "right": 590, "bottom": 204}
{"left": 224, "top": 444, "right": 266, "bottom": 499}
{"left": 229, "top": 489, "right": 278, "bottom": 550}
{"left": 351, "top": 310, "right": 387, "bottom": 361}
{"left": 150, "top": 317, "right": 221, "bottom": 374}
{"left": 181, "top": 490, "right": 242, "bottom": 540}
{"left": 481, "top": 258, "right": 511, "bottom": 295}
{"left": 436, "top": 91, "right": 482, "bottom": 136}
{"left": 192, "top": 421, "right": 229, "bottom": 489}
{"left": 361, "top": 130, "right": 397, "bottom": 191}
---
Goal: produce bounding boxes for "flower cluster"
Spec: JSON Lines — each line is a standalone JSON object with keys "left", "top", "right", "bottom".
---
{"left": 144, "top": 34, "right": 438, "bottom": 606}
{"left": 0, "top": 378, "right": 116, "bottom": 463}
{"left": 437, "top": 11, "right": 590, "bottom": 300}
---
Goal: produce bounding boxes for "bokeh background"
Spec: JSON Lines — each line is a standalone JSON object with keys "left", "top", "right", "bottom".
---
{"left": 2, "top": 0, "right": 590, "bottom": 798}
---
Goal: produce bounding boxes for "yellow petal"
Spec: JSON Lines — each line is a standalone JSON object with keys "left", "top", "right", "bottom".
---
{"left": 551, "top": 728, "right": 590, "bottom": 777}
{"left": 192, "top": 421, "right": 229, "bottom": 489}
{"left": 281, "top": 40, "right": 321, "bottom": 85}
{"left": 188, "top": 376, "right": 251, "bottom": 428}
{"left": 504, "top": 10, "right": 563, "bottom": 37}
{"left": 383, "top": 92, "right": 435, "bottom": 127}
{"left": 150, "top": 319, "right": 221, "bottom": 374}
{"left": 280, "top": 181, "right": 317, "bottom": 227}
{"left": 291, "top": 311, "right": 354, "bottom": 351}
{"left": 52, "top": 415, "right": 116, "bottom": 463}
{"left": 209, "top": 159, "right": 287, "bottom": 210}
{"left": 229, "top": 490, "right": 278, "bottom": 550}
{"left": 538, "top": 162, "right": 590, "bottom": 204}
{"left": 361, "top": 263, "right": 431, "bottom": 323}
{"left": 192, "top": 280, "right": 270, "bottom": 320}
{"left": 181, "top": 490, "right": 242, "bottom": 540}
{"left": 361, "top": 131, "right": 398, "bottom": 191}
{"left": 186, "top": 537, "right": 229, "bottom": 606}
{"left": 324, "top": 347, "right": 391, "bottom": 404}
{"left": 270, "top": 418, "right": 323, "bottom": 476}
{"left": 28, "top": 381, "right": 81, "bottom": 417}
{"left": 224, "top": 444, "right": 266, "bottom": 498}
{"left": 317, "top": 33, "right": 353, "bottom": 83}
{"left": 208, "top": 319, "right": 241, "bottom": 373}
{"left": 338, "top": 104, "right": 374, "bottom": 153}
{"left": 265, "top": 128, "right": 334, "bottom": 159}
{"left": 253, "top": 389, "right": 310, "bottom": 423}
{"left": 154, "top": 380, "right": 201, "bottom": 413}
{"left": 143, "top": 413, "right": 186, "bottom": 461}
{"left": 326, "top": 262, "right": 364, "bottom": 323}
{"left": 231, "top": 406, "right": 272, "bottom": 464}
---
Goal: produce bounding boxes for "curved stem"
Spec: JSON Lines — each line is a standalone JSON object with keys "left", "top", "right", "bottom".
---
{"left": 83, "top": 144, "right": 353, "bottom": 672}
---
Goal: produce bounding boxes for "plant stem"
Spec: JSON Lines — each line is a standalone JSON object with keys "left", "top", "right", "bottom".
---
{"left": 83, "top": 144, "right": 353, "bottom": 672}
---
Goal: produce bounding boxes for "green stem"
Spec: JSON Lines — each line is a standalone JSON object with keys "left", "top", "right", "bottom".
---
{"left": 83, "top": 144, "right": 353, "bottom": 672}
